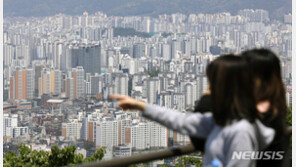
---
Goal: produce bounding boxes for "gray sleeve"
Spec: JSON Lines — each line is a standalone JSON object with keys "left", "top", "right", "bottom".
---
{"left": 142, "top": 104, "right": 215, "bottom": 138}
{"left": 224, "top": 130, "right": 257, "bottom": 167}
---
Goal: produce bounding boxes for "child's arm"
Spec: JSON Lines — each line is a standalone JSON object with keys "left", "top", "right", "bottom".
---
{"left": 143, "top": 104, "right": 215, "bottom": 138}
{"left": 109, "top": 94, "right": 215, "bottom": 138}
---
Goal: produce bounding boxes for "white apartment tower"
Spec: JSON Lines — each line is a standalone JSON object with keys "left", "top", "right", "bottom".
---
{"left": 71, "top": 66, "right": 85, "bottom": 99}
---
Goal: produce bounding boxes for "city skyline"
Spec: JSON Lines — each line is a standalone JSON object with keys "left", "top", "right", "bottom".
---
{"left": 3, "top": 8, "right": 292, "bottom": 165}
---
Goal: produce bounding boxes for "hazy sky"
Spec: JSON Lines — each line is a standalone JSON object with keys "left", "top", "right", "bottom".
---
{"left": 4, "top": 0, "right": 291, "bottom": 19}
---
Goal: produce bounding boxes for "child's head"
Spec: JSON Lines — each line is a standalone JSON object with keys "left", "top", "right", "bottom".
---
{"left": 241, "top": 48, "right": 287, "bottom": 130}
{"left": 207, "top": 54, "right": 257, "bottom": 126}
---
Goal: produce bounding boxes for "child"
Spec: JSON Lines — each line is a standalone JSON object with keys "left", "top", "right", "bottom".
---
{"left": 241, "top": 49, "right": 290, "bottom": 167}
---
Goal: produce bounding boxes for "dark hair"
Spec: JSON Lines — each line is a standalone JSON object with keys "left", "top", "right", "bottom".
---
{"left": 207, "top": 54, "right": 258, "bottom": 126}
{"left": 241, "top": 48, "right": 287, "bottom": 133}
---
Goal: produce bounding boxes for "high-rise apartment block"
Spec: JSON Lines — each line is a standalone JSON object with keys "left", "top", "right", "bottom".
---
{"left": 9, "top": 68, "right": 34, "bottom": 100}
{"left": 70, "top": 66, "right": 85, "bottom": 99}
{"left": 70, "top": 44, "right": 101, "bottom": 75}
{"left": 38, "top": 68, "right": 62, "bottom": 96}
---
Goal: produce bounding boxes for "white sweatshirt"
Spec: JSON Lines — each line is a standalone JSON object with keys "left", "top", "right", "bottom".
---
{"left": 143, "top": 104, "right": 275, "bottom": 167}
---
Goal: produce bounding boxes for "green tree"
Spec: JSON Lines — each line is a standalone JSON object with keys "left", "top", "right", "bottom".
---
{"left": 287, "top": 105, "right": 292, "bottom": 126}
{"left": 4, "top": 144, "right": 105, "bottom": 167}
{"left": 287, "top": 105, "right": 292, "bottom": 155}
{"left": 84, "top": 147, "right": 105, "bottom": 163}
{"left": 128, "top": 162, "right": 149, "bottom": 167}
{"left": 147, "top": 70, "right": 160, "bottom": 77}
{"left": 175, "top": 156, "right": 203, "bottom": 167}
{"left": 161, "top": 32, "right": 172, "bottom": 38}
{"left": 113, "top": 27, "right": 151, "bottom": 38}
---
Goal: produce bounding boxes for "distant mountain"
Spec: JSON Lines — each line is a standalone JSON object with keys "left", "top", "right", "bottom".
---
{"left": 4, "top": 0, "right": 291, "bottom": 19}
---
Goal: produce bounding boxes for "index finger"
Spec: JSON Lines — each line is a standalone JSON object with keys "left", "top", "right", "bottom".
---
{"left": 109, "top": 94, "right": 128, "bottom": 100}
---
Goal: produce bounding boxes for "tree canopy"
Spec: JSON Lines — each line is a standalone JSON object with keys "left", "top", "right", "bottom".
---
{"left": 114, "top": 27, "right": 152, "bottom": 38}
{"left": 175, "top": 156, "right": 203, "bottom": 167}
{"left": 4, "top": 144, "right": 105, "bottom": 167}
